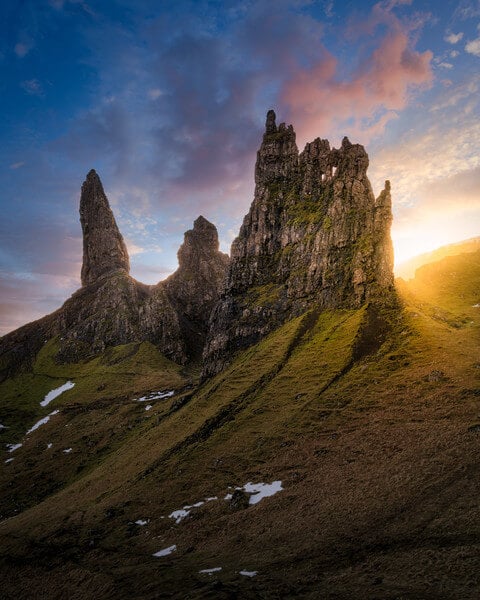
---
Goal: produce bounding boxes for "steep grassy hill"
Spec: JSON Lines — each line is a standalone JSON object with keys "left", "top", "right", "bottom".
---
{"left": 0, "top": 250, "right": 479, "bottom": 599}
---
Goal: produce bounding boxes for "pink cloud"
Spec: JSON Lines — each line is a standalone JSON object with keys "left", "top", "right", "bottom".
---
{"left": 280, "top": 3, "right": 433, "bottom": 145}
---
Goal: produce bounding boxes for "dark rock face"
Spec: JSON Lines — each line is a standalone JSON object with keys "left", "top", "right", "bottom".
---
{"left": 164, "top": 216, "right": 229, "bottom": 360}
{"left": 0, "top": 174, "right": 229, "bottom": 379}
{"left": 80, "top": 170, "right": 130, "bottom": 286}
{"left": 203, "top": 110, "right": 394, "bottom": 377}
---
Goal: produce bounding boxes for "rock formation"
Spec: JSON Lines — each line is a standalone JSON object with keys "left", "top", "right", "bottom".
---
{"left": 164, "top": 216, "right": 230, "bottom": 360}
{"left": 1, "top": 111, "right": 395, "bottom": 383}
{"left": 80, "top": 169, "right": 130, "bottom": 286}
{"left": 0, "top": 173, "right": 228, "bottom": 380}
{"left": 202, "top": 110, "right": 394, "bottom": 377}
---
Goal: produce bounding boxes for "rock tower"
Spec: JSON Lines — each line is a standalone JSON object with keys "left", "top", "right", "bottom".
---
{"left": 202, "top": 110, "right": 394, "bottom": 377}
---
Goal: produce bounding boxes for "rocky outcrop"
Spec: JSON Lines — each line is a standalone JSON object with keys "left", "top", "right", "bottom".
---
{"left": 0, "top": 173, "right": 228, "bottom": 380}
{"left": 202, "top": 110, "right": 394, "bottom": 377}
{"left": 164, "top": 216, "right": 229, "bottom": 360}
{"left": 80, "top": 169, "right": 130, "bottom": 286}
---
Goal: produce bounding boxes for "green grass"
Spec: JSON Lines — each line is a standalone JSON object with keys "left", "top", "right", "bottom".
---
{"left": 0, "top": 338, "right": 187, "bottom": 443}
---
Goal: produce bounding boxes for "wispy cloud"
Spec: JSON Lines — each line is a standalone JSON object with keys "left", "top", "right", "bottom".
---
{"left": 465, "top": 37, "right": 480, "bottom": 56}
{"left": 14, "top": 40, "right": 34, "bottom": 57}
{"left": 445, "top": 32, "right": 464, "bottom": 44}
{"left": 9, "top": 161, "right": 25, "bottom": 170}
{"left": 21, "top": 79, "right": 43, "bottom": 96}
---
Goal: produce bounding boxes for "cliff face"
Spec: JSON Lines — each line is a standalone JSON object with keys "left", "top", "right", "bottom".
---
{"left": 202, "top": 110, "right": 394, "bottom": 377}
{"left": 0, "top": 174, "right": 228, "bottom": 379}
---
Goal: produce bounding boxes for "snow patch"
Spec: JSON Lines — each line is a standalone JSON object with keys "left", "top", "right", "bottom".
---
{"left": 6, "top": 443, "right": 22, "bottom": 453}
{"left": 26, "top": 410, "right": 59, "bottom": 435}
{"left": 239, "top": 570, "right": 258, "bottom": 578}
{"left": 41, "top": 381, "right": 75, "bottom": 407}
{"left": 244, "top": 481, "right": 283, "bottom": 505}
{"left": 135, "top": 519, "right": 149, "bottom": 526}
{"left": 473, "top": 304, "right": 480, "bottom": 308}
{"left": 47, "top": 443, "right": 53, "bottom": 449}
{"left": 145, "top": 404, "right": 152, "bottom": 411}
{"left": 169, "top": 509, "right": 191, "bottom": 524}
{"left": 5, "top": 458, "right": 14, "bottom": 464}
{"left": 63, "top": 448, "right": 73, "bottom": 454}
{"left": 153, "top": 544, "right": 176, "bottom": 557}
{"left": 0, "top": 423, "right": 7, "bottom": 430}
{"left": 224, "top": 481, "right": 283, "bottom": 505}
{"left": 206, "top": 496, "right": 218, "bottom": 502}
{"left": 135, "top": 390, "right": 175, "bottom": 402}
{"left": 199, "top": 567, "right": 222, "bottom": 574}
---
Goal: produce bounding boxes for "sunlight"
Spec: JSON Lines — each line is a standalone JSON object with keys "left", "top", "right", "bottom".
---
{"left": 392, "top": 223, "right": 463, "bottom": 270}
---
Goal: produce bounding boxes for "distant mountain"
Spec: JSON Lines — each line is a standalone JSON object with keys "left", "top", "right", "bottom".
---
{"left": 396, "top": 236, "right": 480, "bottom": 280}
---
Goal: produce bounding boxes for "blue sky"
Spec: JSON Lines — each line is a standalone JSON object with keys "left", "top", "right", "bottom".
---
{"left": 1, "top": 0, "right": 479, "bottom": 334}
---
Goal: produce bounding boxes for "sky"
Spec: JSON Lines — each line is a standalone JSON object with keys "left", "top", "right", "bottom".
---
{"left": 1, "top": 0, "right": 479, "bottom": 335}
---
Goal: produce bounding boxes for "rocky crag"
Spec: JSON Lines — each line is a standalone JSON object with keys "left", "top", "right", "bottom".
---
{"left": 0, "top": 171, "right": 228, "bottom": 380}
{"left": 1, "top": 110, "right": 394, "bottom": 382}
{"left": 203, "top": 110, "right": 394, "bottom": 377}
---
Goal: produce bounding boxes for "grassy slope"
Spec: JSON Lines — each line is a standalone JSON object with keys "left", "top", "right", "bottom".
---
{"left": 0, "top": 251, "right": 479, "bottom": 599}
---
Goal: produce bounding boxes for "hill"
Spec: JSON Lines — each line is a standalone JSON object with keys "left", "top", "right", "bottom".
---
{"left": 0, "top": 249, "right": 479, "bottom": 598}
{"left": 1, "top": 113, "right": 479, "bottom": 599}
{"left": 395, "top": 237, "right": 480, "bottom": 280}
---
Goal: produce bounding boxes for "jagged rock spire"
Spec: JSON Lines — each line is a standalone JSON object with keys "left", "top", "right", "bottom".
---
{"left": 202, "top": 109, "right": 394, "bottom": 377}
{"left": 79, "top": 169, "right": 130, "bottom": 287}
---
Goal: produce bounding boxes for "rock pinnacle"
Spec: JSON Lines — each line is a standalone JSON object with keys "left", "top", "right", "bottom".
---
{"left": 79, "top": 169, "right": 130, "bottom": 287}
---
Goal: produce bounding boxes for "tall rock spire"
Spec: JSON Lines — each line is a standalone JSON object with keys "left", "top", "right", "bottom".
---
{"left": 79, "top": 169, "right": 130, "bottom": 287}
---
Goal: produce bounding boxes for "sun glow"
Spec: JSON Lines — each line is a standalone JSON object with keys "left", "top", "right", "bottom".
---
{"left": 392, "top": 223, "right": 466, "bottom": 272}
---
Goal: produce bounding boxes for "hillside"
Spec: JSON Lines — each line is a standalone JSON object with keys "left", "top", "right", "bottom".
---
{"left": 1, "top": 248, "right": 479, "bottom": 599}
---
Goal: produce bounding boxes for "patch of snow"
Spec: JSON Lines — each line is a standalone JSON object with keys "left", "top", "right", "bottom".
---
{"left": 63, "top": 448, "right": 72, "bottom": 454}
{"left": 243, "top": 481, "right": 283, "bottom": 505}
{"left": 239, "top": 570, "right": 258, "bottom": 578}
{"left": 145, "top": 404, "right": 152, "bottom": 411}
{"left": 199, "top": 567, "right": 222, "bottom": 575}
{"left": 47, "top": 443, "right": 52, "bottom": 449}
{"left": 26, "top": 410, "right": 60, "bottom": 435}
{"left": 135, "top": 519, "right": 149, "bottom": 526}
{"left": 41, "top": 381, "right": 75, "bottom": 407}
{"left": 6, "top": 443, "right": 22, "bottom": 453}
{"left": 135, "top": 390, "right": 175, "bottom": 402}
{"left": 169, "top": 509, "right": 190, "bottom": 524}
{"left": 224, "top": 493, "right": 233, "bottom": 500}
{"left": 473, "top": 304, "right": 480, "bottom": 308}
{"left": 153, "top": 544, "right": 176, "bottom": 557}
{"left": 206, "top": 496, "right": 218, "bottom": 502}
{"left": 0, "top": 423, "right": 7, "bottom": 430}
{"left": 5, "top": 458, "right": 14, "bottom": 464}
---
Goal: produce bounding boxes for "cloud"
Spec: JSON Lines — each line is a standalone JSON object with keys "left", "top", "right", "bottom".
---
{"left": 21, "top": 79, "right": 43, "bottom": 96}
{"left": 369, "top": 115, "right": 480, "bottom": 214}
{"left": 9, "top": 161, "right": 25, "bottom": 170}
{"left": 148, "top": 88, "right": 163, "bottom": 100}
{"left": 445, "top": 32, "right": 464, "bottom": 44}
{"left": 465, "top": 37, "right": 480, "bottom": 56}
{"left": 14, "top": 40, "right": 34, "bottom": 57}
{"left": 438, "top": 61, "right": 453, "bottom": 69}
{"left": 450, "top": 50, "right": 460, "bottom": 57}
{"left": 280, "top": 3, "right": 433, "bottom": 145}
